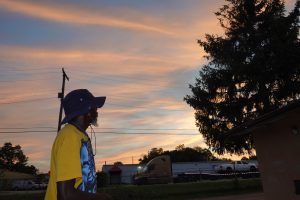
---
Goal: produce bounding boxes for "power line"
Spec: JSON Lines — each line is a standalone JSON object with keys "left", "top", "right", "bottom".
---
{"left": 0, "top": 130, "right": 198, "bottom": 135}
{"left": 0, "top": 127, "right": 197, "bottom": 131}
{"left": 0, "top": 97, "right": 55, "bottom": 105}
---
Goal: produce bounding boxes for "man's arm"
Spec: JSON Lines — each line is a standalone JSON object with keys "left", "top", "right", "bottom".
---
{"left": 57, "top": 179, "right": 112, "bottom": 200}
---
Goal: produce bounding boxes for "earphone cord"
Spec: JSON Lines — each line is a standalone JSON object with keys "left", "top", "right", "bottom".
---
{"left": 89, "top": 125, "right": 97, "bottom": 156}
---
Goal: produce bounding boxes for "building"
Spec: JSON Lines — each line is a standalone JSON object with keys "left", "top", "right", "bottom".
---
{"left": 101, "top": 160, "right": 254, "bottom": 184}
{"left": 0, "top": 170, "right": 36, "bottom": 190}
{"left": 102, "top": 164, "right": 143, "bottom": 184}
{"left": 228, "top": 100, "right": 300, "bottom": 200}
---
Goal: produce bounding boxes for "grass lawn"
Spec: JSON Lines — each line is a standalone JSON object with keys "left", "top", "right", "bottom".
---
{"left": 102, "top": 178, "right": 262, "bottom": 200}
{"left": 0, "top": 191, "right": 45, "bottom": 200}
{"left": 0, "top": 178, "right": 262, "bottom": 200}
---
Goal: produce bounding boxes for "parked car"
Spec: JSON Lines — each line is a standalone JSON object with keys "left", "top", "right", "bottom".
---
{"left": 35, "top": 181, "right": 48, "bottom": 190}
{"left": 214, "top": 161, "right": 258, "bottom": 173}
{"left": 11, "top": 180, "right": 40, "bottom": 190}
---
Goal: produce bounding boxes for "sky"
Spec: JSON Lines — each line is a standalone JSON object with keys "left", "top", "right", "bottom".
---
{"left": 0, "top": 0, "right": 297, "bottom": 173}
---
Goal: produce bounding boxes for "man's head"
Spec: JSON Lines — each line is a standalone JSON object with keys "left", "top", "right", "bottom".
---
{"left": 61, "top": 89, "right": 106, "bottom": 126}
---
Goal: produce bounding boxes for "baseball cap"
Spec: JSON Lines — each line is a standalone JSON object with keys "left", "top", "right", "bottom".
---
{"left": 61, "top": 89, "right": 106, "bottom": 124}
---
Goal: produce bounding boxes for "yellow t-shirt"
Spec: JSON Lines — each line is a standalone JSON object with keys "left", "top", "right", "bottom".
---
{"left": 45, "top": 124, "right": 96, "bottom": 200}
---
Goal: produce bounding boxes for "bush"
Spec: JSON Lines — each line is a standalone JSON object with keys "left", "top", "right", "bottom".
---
{"left": 97, "top": 171, "right": 109, "bottom": 187}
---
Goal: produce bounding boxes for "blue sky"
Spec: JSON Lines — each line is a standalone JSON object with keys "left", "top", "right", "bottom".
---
{"left": 0, "top": 0, "right": 297, "bottom": 173}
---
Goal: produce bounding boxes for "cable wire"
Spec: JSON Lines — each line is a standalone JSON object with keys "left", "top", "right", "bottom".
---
{"left": 0, "top": 97, "right": 56, "bottom": 105}
{"left": 0, "top": 130, "right": 198, "bottom": 135}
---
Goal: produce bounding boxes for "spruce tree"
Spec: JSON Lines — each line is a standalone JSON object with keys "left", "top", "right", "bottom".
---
{"left": 184, "top": 0, "right": 300, "bottom": 155}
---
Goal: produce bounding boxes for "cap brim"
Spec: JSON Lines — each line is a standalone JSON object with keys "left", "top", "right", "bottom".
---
{"left": 94, "top": 96, "right": 106, "bottom": 108}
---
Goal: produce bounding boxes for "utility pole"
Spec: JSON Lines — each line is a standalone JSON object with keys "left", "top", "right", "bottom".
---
{"left": 57, "top": 68, "right": 69, "bottom": 133}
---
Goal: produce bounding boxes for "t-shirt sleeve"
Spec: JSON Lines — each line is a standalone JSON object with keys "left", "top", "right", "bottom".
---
{"left": 55, "top": 131, "right": 82, "bottom": 182}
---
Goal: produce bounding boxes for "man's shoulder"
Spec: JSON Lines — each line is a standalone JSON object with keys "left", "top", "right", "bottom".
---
{"left": 53, "top": 124, "right": 84, "bottom": 149}
{"left": 57, "top": 124, "right": 82, "bottom": 139}
{"left": 59, "top": 124, "right": 76, "bottom": 133}
{"left": 61, "top": 124, "right": 76, "bottom": 131}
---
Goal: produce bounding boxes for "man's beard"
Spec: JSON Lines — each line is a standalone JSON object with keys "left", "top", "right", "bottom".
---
{"left": 86, "top": 109, "right": 99, "bottom": 127}
{"left": 90, "top": 117, "right": 98, "bottom": 127}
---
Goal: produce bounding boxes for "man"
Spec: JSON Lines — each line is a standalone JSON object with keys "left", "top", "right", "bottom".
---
{"left": 45, "top": 89, "right": 112, "bottom": 200}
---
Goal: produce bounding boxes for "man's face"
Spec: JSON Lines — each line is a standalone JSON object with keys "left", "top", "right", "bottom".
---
{"left": 88, "top": 107, "right": 98, "bottom": 127}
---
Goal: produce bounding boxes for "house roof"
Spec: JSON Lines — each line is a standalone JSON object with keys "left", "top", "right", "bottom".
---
{"left": 227, "top": 100, "right": 300, "bottom": 137}
{"left": 109, "top": 165, "right": 122, "bottom": 173}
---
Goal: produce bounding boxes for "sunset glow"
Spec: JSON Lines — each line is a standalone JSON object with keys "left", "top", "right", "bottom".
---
{"left": 0, "top": 0, "right": 296, "bottom": 172}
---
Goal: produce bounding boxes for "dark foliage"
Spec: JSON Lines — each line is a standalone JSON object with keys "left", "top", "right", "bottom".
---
{"left": 184, "top": 0, "right": 300, "bottom": 154}
{"left": 0, "top": 142, "right": 38, "bottom": 175}
{"left": 97, "top": 171, "right": 109, "bottom": 187}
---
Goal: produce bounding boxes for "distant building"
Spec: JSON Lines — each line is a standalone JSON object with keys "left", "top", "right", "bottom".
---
{"left": 102, "top": 164, "right": 141, "bottom": 184}
{"left": 0, "top": 170, "right": 36, "bottom": 190}
{"left": 228, "top": 100, "right": 300, "bottom": 200}
{"left": 101, "top": 160, "right": 256, "bottom": 184}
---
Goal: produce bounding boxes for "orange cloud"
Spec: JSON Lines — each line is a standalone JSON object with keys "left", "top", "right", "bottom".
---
{"left": 0, "top": 45, "right": 205, "bottom": 76}
{"left": 0, "top": 0, "right": 173, "bottom": 35}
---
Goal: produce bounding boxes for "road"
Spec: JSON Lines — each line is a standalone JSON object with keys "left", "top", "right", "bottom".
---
{"left": 191, "top": 192, "right": 264, "bottom": 200}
